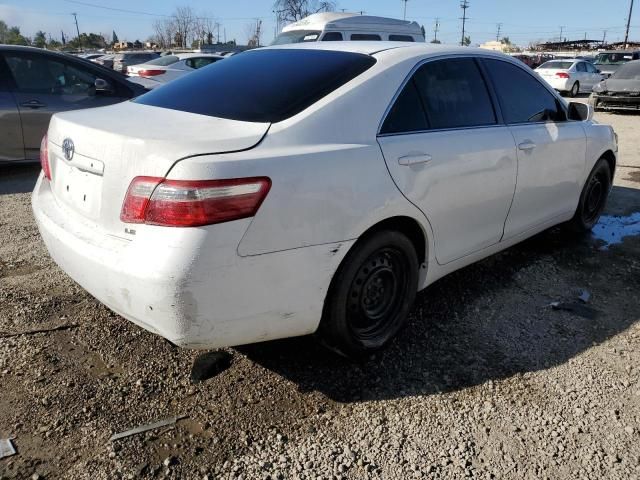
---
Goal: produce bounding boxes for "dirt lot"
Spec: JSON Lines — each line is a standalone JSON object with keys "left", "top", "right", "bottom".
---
{"left": 1, "top": 106, "right": 640, "bottom": 480}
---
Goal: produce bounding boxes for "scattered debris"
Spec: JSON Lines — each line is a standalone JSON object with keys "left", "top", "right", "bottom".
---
{"left": 578, "top": 289, "right": 592, "bottom": 304}
{"left": 0, "top": 324, "right": 79, "bottom": 338}
{"left": 190, "top": 351, "right": 233, "bottom": 383}
{"left": 0, "top": 438, "right": 16, "bottom": 459}
{"left": 550, "top": 301, "right": 599, "bottom": 320}
{"left": 109, "top": 415, "right": 187, "bottom": 442}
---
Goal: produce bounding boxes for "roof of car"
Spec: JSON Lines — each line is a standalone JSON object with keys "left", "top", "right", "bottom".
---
{"left": 262, "top": 41, "right": 506, "bottom": 57}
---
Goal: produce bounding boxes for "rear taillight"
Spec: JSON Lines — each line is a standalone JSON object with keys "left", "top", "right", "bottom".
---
{"left": 40, "top": 134, "right": 51, "bottom": 180}
{"left": 120, "top": 176, "right": 271, "bottom": 227}
{"left": 138, "top": 69, "right": 165, "bottom": 77}
{"left": 555, "top": 72, "right": 570, "bottom": 78}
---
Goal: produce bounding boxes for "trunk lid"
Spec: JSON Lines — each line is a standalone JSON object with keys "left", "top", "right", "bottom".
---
{"left": 47, "top": 101, "right": 269, "bottom": 238}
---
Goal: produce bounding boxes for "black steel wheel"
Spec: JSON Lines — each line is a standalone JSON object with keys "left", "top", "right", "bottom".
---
{"left": 567, "top": 158, "right": 611, "bottom": 233}
{"left": 319, "top": 230, "right": 419, "bottom": 358}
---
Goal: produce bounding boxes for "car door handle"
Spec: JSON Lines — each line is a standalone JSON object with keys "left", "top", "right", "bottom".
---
{"left": 398, "top": 153, "right": 432, "bottom": 166}
{"left": 20, "top": 100, "right": 46, "bottom": 109}
{"left": 518, "top": 141, "right": 536, "bottom": 151}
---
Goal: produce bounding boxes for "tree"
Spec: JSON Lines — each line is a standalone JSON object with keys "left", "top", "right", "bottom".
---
{"left": 462, "top": 35, "right": 471, "bottom": 46}
{"left": 501, "top": 36, "right": 511, "bottom": 45}
{"left": 67, "top": 33, "right": 106, "bottom": 49}
{"left": 273, "top": 0, "right": 335, "bottom": 24}
{"left": 1, "top": 24, "right": 30, "bottom": 45}
{"left": 173, "top": 6, "right": 196, "bottom": 48}
{"left": 33, "top": 31, "right": 47, "bottom": 48}
{"left": 112, "top": 30, "right": 119, "bottom": 45}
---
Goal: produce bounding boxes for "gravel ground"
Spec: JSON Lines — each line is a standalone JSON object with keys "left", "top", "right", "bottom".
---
{"left": 1, "top": 106, "right": 640, "bottom": 480}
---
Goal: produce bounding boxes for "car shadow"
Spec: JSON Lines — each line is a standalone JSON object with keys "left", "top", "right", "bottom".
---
{"left": 238, "top": 186, "right": 640, "bottom": 403}
{"left": 0, "top": 164, "right": 40, "bottom": 195}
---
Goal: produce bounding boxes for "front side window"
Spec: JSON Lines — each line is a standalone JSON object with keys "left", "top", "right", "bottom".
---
{"left": 135, "top": 49, "right": 376, "bottom": 122}
{"left": 6, "top": 54, "right": 98, "bottom": 95}
{"left": 321, "top": 32, "right": 343, "bottom": 41}
{"left": 483, "top": 58, "right": 564, "bottom": 124}
{"left": 413, "top": 58, "right": 496, "bottom": 129}
{"left": 351, "top": 33, "right": 381, "bottom": 41}
{"left": 586, "top": 63, "right": 598, "bottom": 73}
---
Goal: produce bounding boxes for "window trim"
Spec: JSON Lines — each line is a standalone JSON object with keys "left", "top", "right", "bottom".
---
{"left": 378, "top": 54, "right": 501, "bottom": 137}
{"left": 378, "top": 53, "right": 571, "bottom": 137}
{"left": 479, "top": 57, "right": 569, "bottom": 125}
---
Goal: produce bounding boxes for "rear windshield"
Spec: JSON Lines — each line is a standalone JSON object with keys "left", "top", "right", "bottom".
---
{"left": 539, "top": 61, "right": 574, "bottom": 69}
{"left": 145, "top": 55, "right": 180, "bottom": 66}
{"left": 134, "top": 49, "right": 376, "bottom": 123}
{"left": 612, "top": 61, "right": 640, "bottom": 80}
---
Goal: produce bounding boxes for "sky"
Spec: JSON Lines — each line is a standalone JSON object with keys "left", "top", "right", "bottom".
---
{"left": 0, "top": 0, "right": 638, "bottom": 47}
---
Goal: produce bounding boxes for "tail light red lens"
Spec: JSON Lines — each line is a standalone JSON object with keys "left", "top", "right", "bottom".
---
{"left": 120, "top": 176, "right": 271, "bottom": 227}
{"left": 138, "top": 69, "right": 165, "bottom": 77}
{"left": 40, "top": 134, "right": 51, "bottom": 180}
{"left": 555, "top": 72, "right": 570, "bottom": 78}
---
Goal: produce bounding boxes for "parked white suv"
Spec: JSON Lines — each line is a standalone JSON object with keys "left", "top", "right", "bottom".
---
{"left": 272, "top": 12, "right": 425, "bottom": 44}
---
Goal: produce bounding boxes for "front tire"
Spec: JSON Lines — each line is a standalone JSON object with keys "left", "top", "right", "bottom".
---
{"left": 319, "top": 230, "right": 419, "bottom": 359}
{"left": 567, "top": 158, "right": 611, "bottom": 233}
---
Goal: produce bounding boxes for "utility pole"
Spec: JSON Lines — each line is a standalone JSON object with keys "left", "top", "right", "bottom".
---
{"left": 72, "top": 12, "right": 81, "bottom": 48}
{"left": 433, "top": 17, "right": 440, "bottom": 43}
{"left": 496, "top": 22, "right": 502, "bottom": 42}
{"left": 460, "top": 0, "right": 469, "bottom": 46}
{"left": 402, "top": 0, "right": 409, "bottom": 20}
{"left": 624, "top": 0, "right": 635, "bottom": 48}
{"left": 602, "top": 29, "right": 607, "bottom": 46}
{"left": 559, "top": 25, "right": 564, "bottom": 43}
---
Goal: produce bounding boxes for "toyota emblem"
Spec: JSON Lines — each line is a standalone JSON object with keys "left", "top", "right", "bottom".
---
{"left": 62, "top": 138, "right": 74, "bottom": 161}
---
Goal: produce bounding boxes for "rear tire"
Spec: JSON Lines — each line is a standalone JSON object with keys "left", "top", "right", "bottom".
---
{"left": 569, "top": 82, "right": 580, "bottom": 97}
{"left": 319, "top": 230, "right": 419, "bottom": 359}
{"left": 567, "top": 158, "right": 611, "bottom": 233}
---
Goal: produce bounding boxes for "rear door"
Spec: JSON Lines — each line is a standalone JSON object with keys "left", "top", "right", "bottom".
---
{"left": 482, "top": 58, "right": 586, "bottom": 238}
{"left": 584, "top": 61, "right": 602, "bottom": 87}
{"left": 377, "top": 57, "right": 518, "bottom": 265}
{"left": 0, "top": 54, "right": 24, "bottom": 162}
{"left": 4, "top": 52, "right": 131, "bottom": 160}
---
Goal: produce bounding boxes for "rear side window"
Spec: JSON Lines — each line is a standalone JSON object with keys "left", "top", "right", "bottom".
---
{"left": 413, "top": 58, "right": 496, "bottom": 129}
{"left": 389, "top": 35, "right": 414, "bottom": 42}
{"left": 380, "top": 79, "right": 428, "bottom": 134}
{"left": 351, "top": 34, "right": 381, "bottom": 41}
{"left": 322, "top": 32, "right": 343, "bottom": 41}
{"left": 483, "top": 59, "right": 564, "bottom": 124}
{"left": 135, "top": 49, "right": 376, "bottom": 123}
{"left": 576, "top": 62, "right": 586, "bottom": 72}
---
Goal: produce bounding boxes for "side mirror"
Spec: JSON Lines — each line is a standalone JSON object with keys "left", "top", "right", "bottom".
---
{"left": 94, "top": 78, "right": 113, "bottom": 94}
{"left": 568, "top": 101, "right": 593, "bottom": 121}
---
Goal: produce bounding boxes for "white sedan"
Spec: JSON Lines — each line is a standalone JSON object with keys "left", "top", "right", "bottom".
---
{"left": 33, "top": 43, "right": 617, "bottom": 358}
{"left": 127, "top": 53, "right": 224, "bottom": 88}
{"left": 535, "top": 59, "right": 603, "bottom": 97}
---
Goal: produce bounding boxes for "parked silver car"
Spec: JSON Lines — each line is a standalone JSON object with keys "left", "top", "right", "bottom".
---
{"left": 0, "top": 45, "right": 146, "bottom": 163}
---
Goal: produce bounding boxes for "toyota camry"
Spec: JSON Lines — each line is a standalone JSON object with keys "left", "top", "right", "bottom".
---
{"left": 32, "top": 43, "right": 618, "bottom": 358}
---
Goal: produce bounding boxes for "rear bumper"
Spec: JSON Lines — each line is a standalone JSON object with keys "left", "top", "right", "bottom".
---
{"left": 542, "top": 77, "right": 572, "bottom": 91}
{"left": 32, "top": 174, "right": 351, "bottom": 348}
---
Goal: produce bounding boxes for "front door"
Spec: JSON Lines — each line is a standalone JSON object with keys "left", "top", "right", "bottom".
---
{"left": 3, "top": 52, "right": 127, "bottom": 160}
{"left": 482, "top": 58, "right": 586, "bottom": 239}
{"left": 377, "top": 57, "right": 518, "bottom": 265}
{"left": 0, "top": 58, "right": 24, "bottom": 162}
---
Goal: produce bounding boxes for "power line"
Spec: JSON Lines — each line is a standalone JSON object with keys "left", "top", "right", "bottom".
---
{"left": 624, "top": 0, "right": 635, "bottom": 48}
{"left": 460, "top": 0, "right": 469, "bottom": 46}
